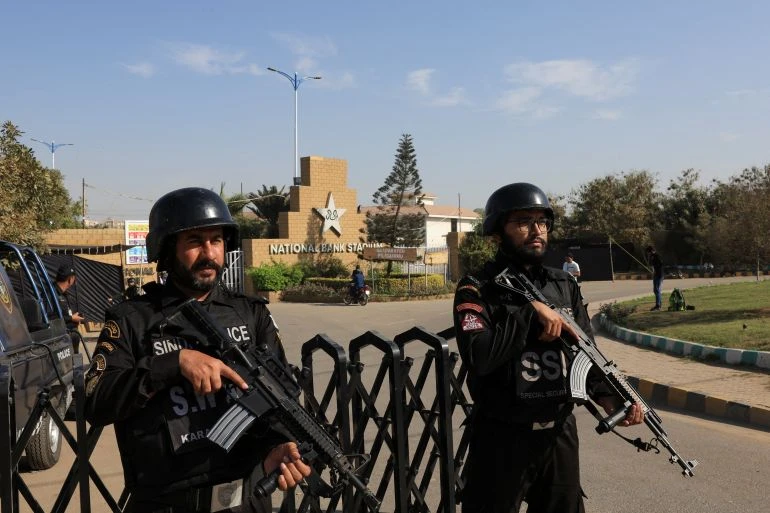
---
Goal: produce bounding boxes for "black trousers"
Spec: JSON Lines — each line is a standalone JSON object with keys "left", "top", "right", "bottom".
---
{"left": 125, "top": 469, "right": 272, "bottom": 513}
{"left": 461, "top": 413, "right": 585, "bottom": 513}
{"left": 126, "top": 490, "right": 271, "bottom": 513}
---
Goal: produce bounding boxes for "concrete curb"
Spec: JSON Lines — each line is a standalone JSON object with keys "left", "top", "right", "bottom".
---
{"left": 597, "top": 314, "right": 770, "bottom": 370}
{"left": 595, "top": 314, "right": 770, "bottom": 429}
{"left": 625, "top": 376, "right": 770, "bottom": 429}
{"left": 613, "top": 270, "right": 770, "bottom": 280}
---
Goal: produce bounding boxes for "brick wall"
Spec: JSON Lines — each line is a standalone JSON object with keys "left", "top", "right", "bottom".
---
{"left": 244, "top": 156, "right": 367, "bottom": 270}
{"left": 45, "top": 229, "right": 155, "bottom": 279}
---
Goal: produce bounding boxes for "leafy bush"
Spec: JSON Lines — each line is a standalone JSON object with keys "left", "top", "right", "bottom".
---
{"left": 247, "top": 261, "right": 303, "bottom": 291}
{"left": 294, "top": 257, "right": 349, "bottom": 279}
{"left": 372, "top": 274, "right": 450, "bottom": 296}
{"left": 306, "top": 277, "right": 350, "bottom": 292}
{"left": 458, "top": 232, "right": 495, "bottom": 275}
{"left": 281, "top": 282, "right": 338, "bottom": 301}
{"left": 598, "top": 301, "right": 637, "bottom": 323}
{"left": 304, "top": 274, "right": 453, "bottom": 296}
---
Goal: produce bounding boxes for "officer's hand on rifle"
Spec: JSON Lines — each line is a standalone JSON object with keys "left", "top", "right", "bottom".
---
{"left": 179, "top": 348, "right": 249, "bottom": 395}
{"left": 531, "top": 301, "right": 579, "bottom": 342}
{"left": 595, "top": 397, "right": 644, "bottom": 427}
{"left": 263, "top": 441, "right": 313, "bottom": 491}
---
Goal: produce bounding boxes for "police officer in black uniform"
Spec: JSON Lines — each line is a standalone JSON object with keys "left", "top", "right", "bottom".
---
{"left": 53, "top": 264, "right": 85, "bottom": 352}
{"left": 453, "top": 183, "right": 642, "bottom": 513}
{"left": 84, "top": 187, "right": 311, "bottom": 513}
{"left": 124, "top": 277, "right": 142, "bottom": 300}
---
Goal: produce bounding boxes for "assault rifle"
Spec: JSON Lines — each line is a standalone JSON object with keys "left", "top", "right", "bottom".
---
{"left": 494, "top": 268, "right": 698, "bottom": 477}
{"left": 165, "top": 298, "right": 381, "bottom": 511}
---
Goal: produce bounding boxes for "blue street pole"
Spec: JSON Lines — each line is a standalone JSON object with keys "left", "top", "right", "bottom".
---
{"left": 267, "top": 67, "right": 321, "bottom": 186}
{"left": 31, "top": 138, "right": 74, "bottom": 170}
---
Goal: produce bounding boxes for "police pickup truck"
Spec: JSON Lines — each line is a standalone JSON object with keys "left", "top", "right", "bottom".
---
{"left": 0, "top": 240, "right": 75, "bottom": 470}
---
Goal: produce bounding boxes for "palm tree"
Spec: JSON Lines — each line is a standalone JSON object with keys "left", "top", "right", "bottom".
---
{"left": 247, "top": 185, "right": 290, "bottom": 238}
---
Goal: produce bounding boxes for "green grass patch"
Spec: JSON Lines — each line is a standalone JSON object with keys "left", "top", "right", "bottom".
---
{"left": 607, "top": 280, "right": 770, "bottom": 351}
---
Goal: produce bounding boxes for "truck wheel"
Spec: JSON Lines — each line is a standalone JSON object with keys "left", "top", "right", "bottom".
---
{"left": 25, "top": 410, "right": 62, "bottom": 470}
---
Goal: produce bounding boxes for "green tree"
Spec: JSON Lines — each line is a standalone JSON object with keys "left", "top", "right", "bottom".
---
{"left": 457, "top": 219, "right": 495, "bottom": 275}
{"left": 569, "top": 170, "right": 661, "bottom": 261}
{"left": 660, "top": 169, "right": 715, "bottom": 264}
{"left": 547, "top": 193, "right": 570, "bottom": 240}
{"left": 217, "top": 183, "right": 289, "bottom": 239}
{"left": 247, "top": 185, "right": 289, "bottom": 238}
{"left": 707, "top": 165, "right": 770, "bottom": 274}
{"left": 364, "top": 133, "right": 426, "bottom": 275}
{"left": 215, "top": 184, "right": 260, "bottom": 240}
{"left": 0, "top": 121, "right": 78, "bottom": 249}
{"left": 219, "top": 182, "right": 249, "bottom": 217}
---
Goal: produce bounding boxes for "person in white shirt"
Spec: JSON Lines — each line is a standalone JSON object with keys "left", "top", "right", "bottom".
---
{"left": 562, "top": 253, "right": 581, "bottom": 281}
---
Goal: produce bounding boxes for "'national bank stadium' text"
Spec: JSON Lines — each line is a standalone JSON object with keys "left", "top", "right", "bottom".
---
{"left": 268, "top": 242, "right": 385, "bottom": 255}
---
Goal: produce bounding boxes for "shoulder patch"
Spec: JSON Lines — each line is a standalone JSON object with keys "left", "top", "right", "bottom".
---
{"left": 460, "top": 312, "right": 486, "bottom": 332}
{"left": 102, "top": 320, "right": 120, "bottom": 339}
{"left": 457, "top": 284, "right": 481, "bottom": 297}
{"left": 456, "top": 302, "right": 484, "bottom": 313}
{"left": 96, "top": 341, "right": 116, "bottom": 353}
{"left": 461, "top": 274, "right": 482, "bottom": 287}
{"left": 85, "top": 353, "right": 107, "bottom": 397}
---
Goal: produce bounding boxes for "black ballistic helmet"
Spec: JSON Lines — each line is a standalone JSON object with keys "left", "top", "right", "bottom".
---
{"left": 482, "top": 182, "right": 554, "bottom": 236}
{"left": 146, "top": 187, "right": 239, "bottom": 265}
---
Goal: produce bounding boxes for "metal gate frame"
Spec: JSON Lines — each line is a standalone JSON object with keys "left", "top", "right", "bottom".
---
{"left": 2, "top": 326, "right": 470, "bottom": 513}
{"left": 223, "top": 249, "right": 245, "bottom": 293}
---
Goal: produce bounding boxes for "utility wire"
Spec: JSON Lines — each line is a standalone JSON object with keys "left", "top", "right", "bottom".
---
{"left": 83, "top": 181, "right": 155, "bottom": 202}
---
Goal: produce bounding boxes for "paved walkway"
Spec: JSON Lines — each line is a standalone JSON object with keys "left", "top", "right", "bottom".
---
{"left": 588, "top": 304, "right": 770, "bottom": 429}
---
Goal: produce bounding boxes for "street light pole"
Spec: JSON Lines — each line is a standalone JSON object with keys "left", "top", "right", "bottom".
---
{"left": 267, "top": 67, "right": 321, "bottom": 186}
{"left": 31, "top": 138, "right": 74, "bottom": 170}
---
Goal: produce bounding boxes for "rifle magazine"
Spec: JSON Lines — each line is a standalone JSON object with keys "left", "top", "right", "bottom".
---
{"left": 568, "top": 350, "right": 592, "bottom": 401}
{"left": 207, "top": 403, "right": 256, "bottom": 452}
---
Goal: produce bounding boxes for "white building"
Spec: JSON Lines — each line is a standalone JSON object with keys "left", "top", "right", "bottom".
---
{"left": 360, "top": 192, "right": 480, "bottom": 250}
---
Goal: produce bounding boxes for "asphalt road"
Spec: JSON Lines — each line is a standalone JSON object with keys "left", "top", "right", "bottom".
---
{"left": 14, "top": 275, "right": 770, "bottom": 513}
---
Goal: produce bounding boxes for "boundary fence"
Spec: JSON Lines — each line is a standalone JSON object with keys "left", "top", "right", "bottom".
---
{"left": 1, "top": 325, "right": 471, "bottom": 513}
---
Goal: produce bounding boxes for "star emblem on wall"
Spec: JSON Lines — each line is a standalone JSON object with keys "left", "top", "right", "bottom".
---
{"left": 314, "top": 193, "right": 346, "bottom": 235}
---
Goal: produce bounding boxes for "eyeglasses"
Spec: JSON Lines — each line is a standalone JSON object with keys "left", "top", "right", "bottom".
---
{"left": 506, "top": 216, "right": 553, "bottom": 233}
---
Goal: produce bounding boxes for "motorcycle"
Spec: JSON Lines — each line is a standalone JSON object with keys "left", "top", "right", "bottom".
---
{"left": 343, "top": 284, "right": 371, "bottom": 306}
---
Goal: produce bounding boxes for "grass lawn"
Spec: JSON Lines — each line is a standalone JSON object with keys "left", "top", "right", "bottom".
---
{"left": 604, "top": 280, "right": 770, "bottom": 351}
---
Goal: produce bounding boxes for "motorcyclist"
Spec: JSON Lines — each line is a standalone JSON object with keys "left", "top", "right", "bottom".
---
{"left": 350, "top": 265, "right": 365, "bottom": 298}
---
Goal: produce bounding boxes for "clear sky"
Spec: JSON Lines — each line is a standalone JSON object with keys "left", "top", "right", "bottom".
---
{"left": 4, "top": 1, "right": 770, "bottom": 221}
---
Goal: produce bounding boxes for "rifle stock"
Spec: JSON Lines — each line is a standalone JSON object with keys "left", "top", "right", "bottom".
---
{"left": 167, "top": 298, "right": 382, "bottom": 511}
{"left": 494, "top": 269, "right": 698, "bottom": 477}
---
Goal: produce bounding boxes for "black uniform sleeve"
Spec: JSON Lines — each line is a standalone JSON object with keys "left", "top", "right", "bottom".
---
{"left": 57, "top": 293, "right": 73, "bottom": 325}
{"left": 251, "top": 300, "right": 289, "bottom": 366}
{"left": 84, "top": 308, "right": 182, "bottom": 426}
{"left": 453, "top": 276, "right": 537, "bottom": 376}
{"left": 244, "top": 300, "right": 292, "bottom": 450}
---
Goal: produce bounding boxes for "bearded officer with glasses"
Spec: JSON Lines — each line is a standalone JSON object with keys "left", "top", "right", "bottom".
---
{"left": 453, "top": 182, "right": 642, "bottom": 513}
